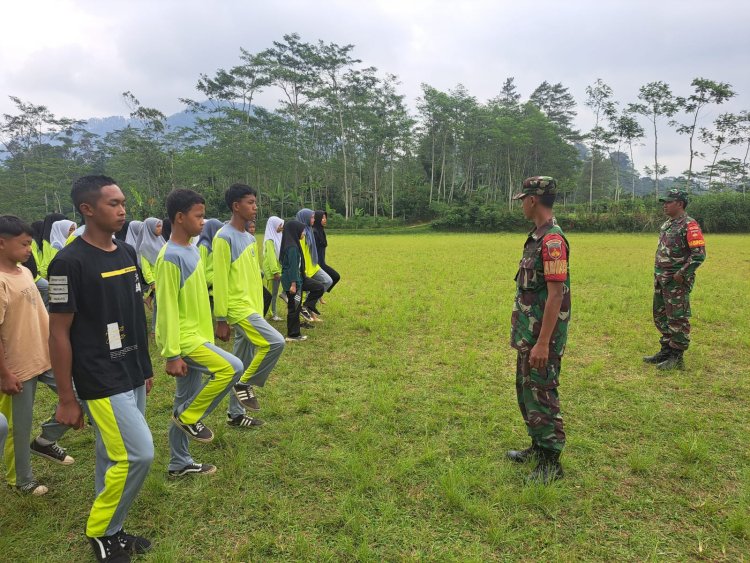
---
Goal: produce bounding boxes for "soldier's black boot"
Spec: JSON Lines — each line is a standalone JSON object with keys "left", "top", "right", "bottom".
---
{"left": 506, "top": 443, "right": 539, "bottom": 463}
{"left": 657, "top": 348, "right": 684, "bottom": 370}
{"left": 643, "top": 343, "right": 671, "bottom": 364}
{"left": 527, "top": 449, "right": 564, "bottom": 485}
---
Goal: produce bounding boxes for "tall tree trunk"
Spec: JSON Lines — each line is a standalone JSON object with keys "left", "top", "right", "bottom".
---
{"left": 629, "top": 142, "right": 637, "bottom": 199}
{"left": 429, "top": 133, "right": 435, "bottom": 204}
{"left": 507, "top": 148, "right": 513, "bottom": 211}
{"left": 390, "top": 157, "right": 395, "bottom": 220}
{"left": 438, "top": 132, "right": 447, "bottom": 201}
{"left": 449, "top": 142, "right": 457, "bottom": 203}
{"left": 686, "top": 112, "right": 700, "bottom": 188}
{"left": 589, "top": 157, "right": 594, "bottom": 210}
{"left": 373, "top": 152, "right": 378, "bottom": 217}
{"left": 337, "top": 104, "right": 350, "bottom": 219}
{"left": 742, "top": 139, "right": 750, "bottom": 198}
{"left": 653, "top": 115, "right": 659, "bottom": 198}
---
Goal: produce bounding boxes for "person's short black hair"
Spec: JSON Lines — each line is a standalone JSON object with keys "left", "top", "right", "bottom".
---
{"left": 224, "top": 183, "right": 257, "bottom": 212}
{"left": 0, "top": 215, "right": 34, "bottom": 238}
{"left": 537, "top": 193, "right": 556, "bottom": 208}
{"left": 71, "top": 175, "right": 118, "bottom": 213}
{"left": 166, "top": 189, "right": 206, "bottom": 222}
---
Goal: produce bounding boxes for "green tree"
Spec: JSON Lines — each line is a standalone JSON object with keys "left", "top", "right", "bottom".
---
{"left": 672, "top": 78, "right": 735, "bottom": 187}
{"left": 584, "top": 79, "right": 616, "bottom": 209}
{"left": 699, "top": 112, "right": 741, "bottom": 192}
{"left": 629, "top": 81, "right": 678, "bottom": 198}
{"left": 530, "top": 81, "right": 579, "bottom": 141}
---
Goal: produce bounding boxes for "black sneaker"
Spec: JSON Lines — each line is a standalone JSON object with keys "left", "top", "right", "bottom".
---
{"left": 88, "top": 534, "right": 130, "bottom": 562}
{"left": 233, "top": 383, "right": 260, "bottom": 411}
{"left": 168, "top": 463, "right": 218, "bottom": 478}
{"left": 14, "top": 480, "right": 48, "bottom": 496}
{"left": 30, "top": 439, "right": 75, "bottom": 465}
{"left": 171, "top": 414, "right": 214, "bottom": 443}
{"left": 300, "top": 307, "right": 314, "bottom": 322}
{"left": 115, "top": 529, "right": 152, "bottom": 554}
{"left": 226, "top": 414, "right": 264, "bottom": 428}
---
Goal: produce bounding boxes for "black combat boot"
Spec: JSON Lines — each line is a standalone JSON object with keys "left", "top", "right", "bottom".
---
{"left": 656, "top": 348, "right": 684, "bottom": 370}
{"left": 506, "top": 443, "right": 540, "bottom": 463}
{"left": 643, "top": 343, "right": 671, "bottom": 364}
{"left": 527, "top": 448, "right": 564, "bottom": 484}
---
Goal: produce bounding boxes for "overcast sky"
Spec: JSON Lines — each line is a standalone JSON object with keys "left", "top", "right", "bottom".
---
{"left": 2, "top": 0, "right": 749, "bottom": 175}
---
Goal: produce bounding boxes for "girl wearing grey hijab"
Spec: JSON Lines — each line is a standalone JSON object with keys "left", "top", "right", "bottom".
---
{"left": 136, "top": 217, "right": 164, "bottom": 327}
{"left": 295, "top": 208, "right": 333, "bottom": 316}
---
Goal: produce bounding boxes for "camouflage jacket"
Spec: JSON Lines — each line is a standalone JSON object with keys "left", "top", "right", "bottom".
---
{"left": 510, "top": 218, "right": 571, "bottom": 359}
{"left": 654, "top": 214, "right": 706, "bottom": 281}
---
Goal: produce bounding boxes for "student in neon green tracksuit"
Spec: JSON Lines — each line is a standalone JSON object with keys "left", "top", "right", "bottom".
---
{"left": 263, "top": 216, "right": 284, "bottom": 321}
{"left": 49, "top": 175, "right": 153, "bottom": 562}
{"left": 136, "top": 217, "right": 164, "bottom": 326}
{"left": 213, "top": 184, "right": 285, "bottom": 428}
{"left": 38, "top": 213, "right": 66, "bottom": 280}
{"left": 295, "top": 208, "right": 330, "bottom": 321}
{"left": 49, "top": 219, "right": 77, "bottom": 253}
{"left": 155, "top": 193, "right": 243, "bottom": 477}
{"left": 156, "top": 190, "right": 244, "bottom": 477}
{"left": 196, "top": 218, "right": 224, "bottom": 304}
{"left": 26, "top": 220, "right": 50, "bottom": 307}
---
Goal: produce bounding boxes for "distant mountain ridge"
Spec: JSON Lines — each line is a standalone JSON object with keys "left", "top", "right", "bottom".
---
{"left": 82, "top": 102, "right": 216, "bottom": 137}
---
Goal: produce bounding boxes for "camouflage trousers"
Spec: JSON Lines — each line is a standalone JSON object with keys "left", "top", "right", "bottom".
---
{"left": 653, "top": 277, "right": 692, "bottom": 350}
{"left": 515, "top": 351, "right": 565, "bottom": 452}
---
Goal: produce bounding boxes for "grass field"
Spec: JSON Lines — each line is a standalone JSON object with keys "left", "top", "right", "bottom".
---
{"left": 2, "top": 232, "right": 749, "bottom": 562}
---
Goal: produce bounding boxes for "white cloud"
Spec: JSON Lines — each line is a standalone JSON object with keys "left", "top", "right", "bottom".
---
{"left": 1, "top": 0, "right": 748, "bottom": 175}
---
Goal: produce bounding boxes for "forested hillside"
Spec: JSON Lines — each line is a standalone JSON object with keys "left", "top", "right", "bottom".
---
{"left": 1, "top": 34, "right": 748, "bottom": 229}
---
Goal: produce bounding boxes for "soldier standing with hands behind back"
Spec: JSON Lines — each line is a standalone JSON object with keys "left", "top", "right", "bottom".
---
{"left": 643, "top": 188, "right": 706, "bottom": 370}
{"left": 506, "top": 176, "right": 570, "bottom": 484}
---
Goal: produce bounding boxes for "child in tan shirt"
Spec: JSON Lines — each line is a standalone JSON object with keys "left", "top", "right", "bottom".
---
{"left": 0, "top": 215, "right": 74, "bottom": 495}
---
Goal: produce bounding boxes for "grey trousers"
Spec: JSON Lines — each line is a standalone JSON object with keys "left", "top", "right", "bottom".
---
{"left": 312, "top": 268, "right": 333, "bottom": 292}
{"left": 227, "top": 313, "right": 285, "bottom": 418}
{"left": 82, "top": 385, "right": 153, "bottom": 538}
{"left": 36, "top": 277, "right": 49, "bottom": 309}
{"left": 0, "top": 412, "right": 7, "bottom": 458}
{"left": 0, "top": 370, "right": 72, "bottom": 487}
{"left": 169, "top": 343, "right": 243, "bottom": 471}
{"left": 270, "top": 278, "right": 281, "bottom": 316}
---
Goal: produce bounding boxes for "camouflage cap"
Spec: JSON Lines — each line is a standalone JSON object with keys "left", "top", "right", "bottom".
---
{"left": 512, "top": 176, "right": 557, "bottom": 200}
{"left": 659, "top": 188, "right": 688, "bottom": 204}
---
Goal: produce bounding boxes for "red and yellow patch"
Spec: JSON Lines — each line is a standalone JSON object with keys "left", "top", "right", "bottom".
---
{"left": 686, "top": 221, "right": 705, "bottom": 248}
{"left": 542, "top": 234, "right": 568, "bottom": 281}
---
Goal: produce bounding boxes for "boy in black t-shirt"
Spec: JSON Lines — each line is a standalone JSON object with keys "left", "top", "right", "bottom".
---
{"left": 49, "top": 175, "right": 154, "bottom": 563}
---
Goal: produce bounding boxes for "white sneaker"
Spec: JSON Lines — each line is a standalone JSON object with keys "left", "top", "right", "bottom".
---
{"left": 271, "top": 315, "right": 283, "bottom": 322}
{"left": 285, "top": 335, "right": 308, "bottom": 342}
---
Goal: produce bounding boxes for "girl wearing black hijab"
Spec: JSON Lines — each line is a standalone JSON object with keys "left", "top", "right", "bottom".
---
{"left": 161, "top": 217, "right": 172, "bottom": 243}
{"left": 26, "top": 220, "right": 44, "bottom": 278}
{"left": 312, "top": 211, "right": 340, "bottom": 299}
{"left": 280, "top": 220, "right": 324, "bottom": 341}
{"left": 114, "top": 220, "right": 131, "bottom": 241}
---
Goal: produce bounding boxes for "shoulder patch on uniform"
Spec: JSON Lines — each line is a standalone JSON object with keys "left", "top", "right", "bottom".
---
{"left": 542, "top": 234, "right": 568, "bottom": 280}
{"left": 544, "top": 237, "right": 563, "bottom": 259}
{"left": 686, "top": 221, "right": 705, "bottom": 248}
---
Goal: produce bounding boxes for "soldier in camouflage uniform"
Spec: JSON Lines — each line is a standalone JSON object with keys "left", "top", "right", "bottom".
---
{"left": 506, "top": 176, "right": 570, "bottom": 484}
{"left": 643, "top": 188, "right": 706, "bottom": 370}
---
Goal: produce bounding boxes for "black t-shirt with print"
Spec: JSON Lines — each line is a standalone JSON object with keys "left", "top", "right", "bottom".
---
{"left": 48, "top": 237, "right": 152, "bottom": 400}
